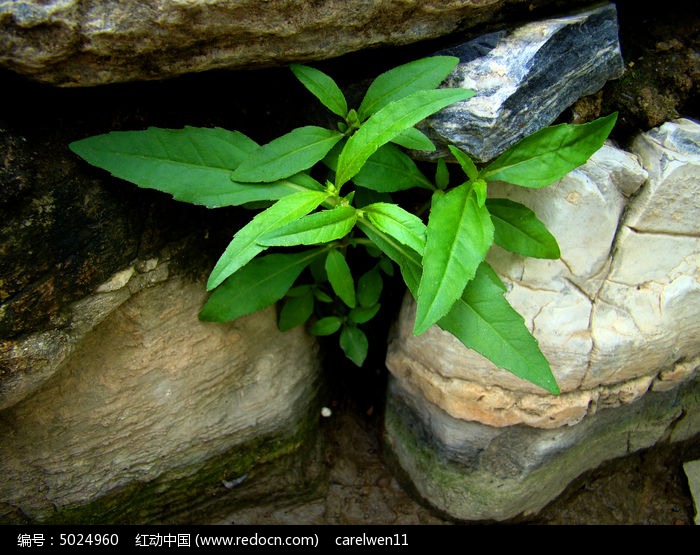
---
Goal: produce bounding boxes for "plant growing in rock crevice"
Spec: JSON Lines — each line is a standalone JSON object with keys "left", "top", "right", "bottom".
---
{"left": 70, "top": 56, "right": 616, "bottom": 394}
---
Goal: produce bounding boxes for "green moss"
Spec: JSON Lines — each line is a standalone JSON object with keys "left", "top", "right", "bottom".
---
{"left": 38, "top": 410, "right": 325, "bottom": 525}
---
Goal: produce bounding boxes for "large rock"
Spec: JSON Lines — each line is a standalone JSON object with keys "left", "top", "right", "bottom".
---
{"left": 417, "top": 2, "right": 625, "bottom": 162}
{"left": 0, "top": 0, "right": 578, "bottom": 87}
{"left": 384, "top": 119, "right": 700, "bottom": 521}
{"left": 0, "top": 265, "right": 324, "bottom": 524}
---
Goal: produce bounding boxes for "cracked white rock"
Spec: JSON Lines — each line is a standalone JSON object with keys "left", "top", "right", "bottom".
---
{"left": 386, "top": 119, "right": 700, "bottom": 427}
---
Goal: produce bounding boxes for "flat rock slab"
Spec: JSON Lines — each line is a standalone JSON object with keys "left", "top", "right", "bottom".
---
{"left": 0, "top": 0, "right": 572, "bottom": 86}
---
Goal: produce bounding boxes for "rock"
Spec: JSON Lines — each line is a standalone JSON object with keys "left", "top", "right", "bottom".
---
{"left": 384, "top": 119, "right": 700, "bottom": 520}
{"left": 0, "top": 0, "right": 574, "bottom": 87}
{"left": 417, "top": 3, "right": 625, "bottom": 163}
{"left": 385, "top": 372, "right": 700, "bottom": 522}
{"left": 0, "top": 272, "right": 324, "bottom": 524}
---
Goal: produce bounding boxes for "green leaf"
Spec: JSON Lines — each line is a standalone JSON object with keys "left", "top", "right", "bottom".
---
{"left": 207, "top": 190, "right": 328, "bottom": 290}
{"left": 309, "top": 316, "right": 343, "bottom": 336}
{"left": 358, "top": 56, "right": 461, "bottom": 120}
{"left": 231, "top": 126, "right": 344, "bottom": 183}
{"left": 480, "top": 113, "right": 618, "bottom": 188}
{"left": 336, "top": 88, "right": 475, "bottom": 187}
{"left": 361, "top": 202, "right": 426, "bottom": 255}
{"left": 473, "top": 178, "right": 487, "bottom": 208}
{"left": 290, "top": 64, "right": 348, "bottom": 118}
{"left": 352, "top": 143, "right": 434, "bottom": 192}
{"left": 435, "top": 158, "right": 449, "bottom": 190}
{"left": 348, "top": 304, "right": 381, "bottom": 324}
{"left": 69, "top": 126, "right": 307, "bottom": 207}
{"left": 357, "top": 268, "right": 383, "bottom": 307}
{"left": 414, "top": 184, "right": 494, "bottom": 335}
{"left": 438, "top": 262, "right": 560, "bottom": 394}
{"left": 278, "top": 288, "right": 315, "bottom": 331}
{"left": 487, "top": 198, "right": 560, "bottom": 259}
{"left": 339, "top": 325, "right": 369, "bottom": 366}
{"left": 313, "top": 288, "right": 334, "bottom": 303}
{"left": 258, "top": 205, "right": 357, "bottom": 247}
{"left": 199, "top": 249, "right": 325, "bottom": 322}
{"left": 325, "top": 249, "right": 356, "bottom": 308}
{"left": 391, "top": 127, "right": 436, "bottom": 151}
{"left": 448, "top": 145, "right": 478, "bottom": 181}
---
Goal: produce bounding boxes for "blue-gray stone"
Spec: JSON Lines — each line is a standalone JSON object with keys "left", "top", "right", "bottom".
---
{"left": 417, "top": 3, "right": 625, "bottom": 163}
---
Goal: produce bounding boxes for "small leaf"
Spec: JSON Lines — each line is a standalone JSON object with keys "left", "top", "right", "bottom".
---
{"left": 357, "top": 268, "right": 383, "bottom": 307}
{"left": 199, "top": 249, "right": 325, "bottom": 322}
{"left": 438, "top": 262, "right": 560, "bottom": 394}
{"left": 313, "top": 288, "right": 334, "bottom": 303}
{"left": 206, "top": 190, "right": 328, "bottom": 290}
{"left": 414, "top": 184, "right": 494, "bottom": 335}
{"left": 348, "top": 304, "right": 381, "bottom": 324}
{"left": 352, "top": 143, "right": 434, "bottom": 192}
{"left": 336, "top": 88, "right": 475, "bottom": 187}
{"left": 290, "top": 64, "right": 348, "bottom": 118}
{"left": 309, "top": 316, "right": 343, "bottom": 336}
{"left": 486, "top": 198, "right": 560, "bottom": 259}
{"left": 278, "top": 288, "right": 315, "bottom": 331}
{"left": 480, "top": 113, "right": 618, "bottom": 188}
{"left": 258, "top": 205, "right": 357, "bottom": 247}
{"left": 391, "top": 127, "right": 436, "bottom": 151}
{"left": 231, "top": 126, "right": 343, "bottom": 183}
{"left": 339, "top": 325, "right": 369, "bottom": 366}
{"left": 448, "top": 145, "right": 479, "bottom": 181}
{"left": 361, "top": 202, "right": 426, "bottom": 256}
{"left": 473, "top": 178, "right": 487, "bottom": 208}
{"left": 435, "top": 158, "right": 449, "bottom": 190}
{"left": 325, "top": 249, "right": 356, "bottom": 308}
{"left": 358, "top": 56, "right": 461, "bottom": 120}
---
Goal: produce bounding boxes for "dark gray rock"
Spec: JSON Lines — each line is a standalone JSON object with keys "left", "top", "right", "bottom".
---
{"left": 418, "top": 3, "right": 625, "bottom": 163}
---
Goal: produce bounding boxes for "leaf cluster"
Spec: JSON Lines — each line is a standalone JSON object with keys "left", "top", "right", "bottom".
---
{"left": 69, "top": 56, "right": 617, "bottom": 394}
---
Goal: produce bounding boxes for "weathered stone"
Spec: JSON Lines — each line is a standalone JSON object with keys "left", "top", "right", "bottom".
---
{"left": 385, "top": 373, "right": 700, "bottom": 522}
{"left": 387, "top": 120, "right": 700, "bottom": 428}
{"left": 0, "top": 273, "right": 323, "bottom": 524}
{"left": 417, "top": 3, "right": 625, "bottom": 162}
{"left": 0, "top": 0, "right": 578, "bottom": 87}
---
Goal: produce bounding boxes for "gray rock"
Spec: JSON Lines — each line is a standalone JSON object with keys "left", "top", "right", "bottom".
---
{"left": 0, "top": 0, "right": 571, "bottom": 87}
{"left": 417, "top": 3, "right": 625, "bottom": 163}
{"left": 385, "top": 373, "right": 700, "bottom": 522}
{"left": 0, "top": 274, "right": 324, "bottom": 524}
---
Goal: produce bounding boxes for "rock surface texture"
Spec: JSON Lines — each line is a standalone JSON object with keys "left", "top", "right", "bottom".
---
{"left": 418, "top": 2, "right": 625, "bottom": 162}
{"left": 0, "top": 0, "right": 577, "bottom": 87}
{"left": 0, "top": 265, "right": 324, "bottom": 524}
{"left": 385, "top": 118, "right": 700, "bottom": 520}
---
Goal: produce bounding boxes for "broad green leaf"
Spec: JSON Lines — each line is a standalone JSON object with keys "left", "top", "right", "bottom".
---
{"left": 391, "top": 127, "right": 436, "bottom": 151}
{"left": 414, "top": 184, "right": 494, "bottom": 335}
{"left": 199, "top": 248, "right": 325, "bottom": 322}
{"left": 309, "top": 316, "right": 343, "bottom": 336}
{"left": 69, "top": 126, "right": 303, "bottom": 207}
{"left": 358, "top": 56, "right": 461, "bottom": 120}
{"left": 361, "top": 202, "right": 426, "bottom": 255}
{"left": 357, "top": 268, "right": 383, "bottom": 307}
{"left": 352, "top": 143, "right": 434, "bottom": 192}
{"left": 336, "top": 88, "right": 475, "bottom": 187}
{"left": 207, "top": 190, "right": 328, "bottom": 290}
{"left": 339, "top": 324, "right": 369, "bottom": 366}
{"left": 356, "top": 220, "right": 422, "bottom": 297}
{"left": 480, "top": 113, "right": 618, "bottom": 187}
{"left": 231, "top": 126, "right": 343, "bottom": 183}
{"left": 448, "top": 145, "right": 478, "bottom": 181}
{"left": 362, "top": 215, "right": 558, "bottom": 393}
{"left": 348, "top": 304, "right": 381, "bottom": 324}
{"left": 325, "top": 249, "right": 356, "bottom": 308}
{"left": 290, "top": 64, "right": 348, "bottom": 118}
{"left": 435, "top": 158, "right": 449, "bottom": 190}
{"left": 278, "top": 288, "right": 315, "bottom": 331}
{"left": 438, "top": 262, "right": 559, "bottom": 394}
{"left": 258, "top": 205, "right": 357, "bottom": 247}
{"left": 487, "top": 198, "right": 560, "bottom": 259}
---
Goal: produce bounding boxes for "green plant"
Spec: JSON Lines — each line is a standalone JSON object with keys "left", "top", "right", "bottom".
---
{"left": 69, "top": 57, "right": 616, "bottom": 395}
